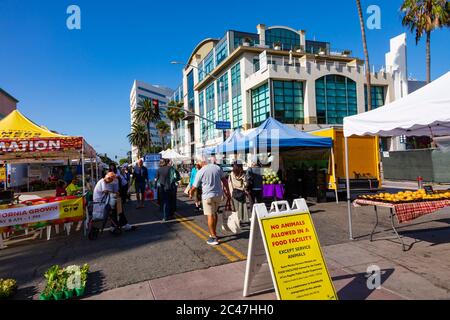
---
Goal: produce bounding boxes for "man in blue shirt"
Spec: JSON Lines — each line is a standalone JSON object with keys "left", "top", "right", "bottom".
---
{"left": 133, "top": 159, "right": 148, "bottom": 209}
{"left": 190, "top": 158, "right": 225, "bottom": 246}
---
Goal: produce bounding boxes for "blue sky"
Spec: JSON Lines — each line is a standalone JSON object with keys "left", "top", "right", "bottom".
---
{"left": 0, "top": 0, "right": 449, "bottom": 159}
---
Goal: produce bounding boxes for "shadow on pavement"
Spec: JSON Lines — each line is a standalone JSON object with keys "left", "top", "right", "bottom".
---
{"left": 335, "top": 268, "right": 395, "bottom": 300}
{"left": 14, "top": 285, "right": 39, "bottom": 300}
{"left": 85, "top": 270, "right": 107, "bottom": 297}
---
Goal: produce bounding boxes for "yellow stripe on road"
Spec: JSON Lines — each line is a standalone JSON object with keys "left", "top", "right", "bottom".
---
{"left": 174, "top": 215, "right": 239, "bottom": 262}
{"left": 175, "top": 213, "right": 247, "bottom": 261}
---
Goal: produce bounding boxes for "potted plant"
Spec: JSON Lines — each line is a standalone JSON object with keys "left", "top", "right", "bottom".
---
{"left": 294, "top": 45, "right": 303, "bottom": 53}
{"left": 64, "top": 265, "right": 80, "bottom": 299}
{"left": 39, "top": 284, "right": 53, "bottom": 300}
{"left": 273, "top": 42, "right": 282, "bottom": 50}
{"left": 0, "top": 278, "right": 17, "bottom": 299}
{"left": 75, "top": 263, "right": 89, "bottom": 297}
{"left": 341, "top": 49, "right": 351, "bottom": 57}
{"left": 53, "top": 269, "right": 67, "bottom": 300}
{"left": 242, "top": 37, "right": 252, "bottom": 47}
{"left": 318, "top": 47, "right": 326, "bottom": 55}
{"left": 43, "top": 265, "right": 64, "bottom": 300}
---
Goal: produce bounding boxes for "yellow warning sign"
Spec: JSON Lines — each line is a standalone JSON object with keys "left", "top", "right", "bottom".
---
{"left": 260, "top": 211, "right": 337, "bottom": 300}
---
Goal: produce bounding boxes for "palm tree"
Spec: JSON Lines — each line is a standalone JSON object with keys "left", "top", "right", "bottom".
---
{"left": 133, "top": 98, "right": 161, "bottom": 150}
{"left": 356, "top": 0, "right": 372, "bottom": 111}
{"left": 166, "top": 100, "right": 186, "bottom": 150}
{"left": 401, "top": 0, "right": 449, "bottom": 83}
{"left": 127, "top": 122, "right": 148, "bottom": 159}
{"left": 156, "top": 120, "right": 171, "bottom": 149}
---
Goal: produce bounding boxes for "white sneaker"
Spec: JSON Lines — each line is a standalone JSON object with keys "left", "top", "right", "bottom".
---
{"left": 122, "top": 224, "right": 132, "bottom": 231}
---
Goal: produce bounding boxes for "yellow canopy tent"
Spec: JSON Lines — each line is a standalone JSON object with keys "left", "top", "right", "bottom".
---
{"left": 0, "top": 110, "right": 98, "bottom": 190}
{"left": 0, "top": 110, "right": 99, "bottom": 247}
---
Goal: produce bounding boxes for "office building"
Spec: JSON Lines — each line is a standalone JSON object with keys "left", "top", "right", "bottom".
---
{"left": 171, "top": 24, "right": 395, "bottom": 158}
{"left": 130, "top": 81, "right": 173, "bottom": 162}
{"left": 0, "top": 88, "right": 18, "bottom": 118}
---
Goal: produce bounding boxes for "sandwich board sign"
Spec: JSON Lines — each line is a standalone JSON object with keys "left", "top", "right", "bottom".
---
{"left": 243, "top": 199, "right": 337, "bottom": 300}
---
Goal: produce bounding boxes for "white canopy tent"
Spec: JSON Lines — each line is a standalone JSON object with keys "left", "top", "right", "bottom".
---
{"left": 159, "top": 149, "right": 190, "bottom": 161}
{"left": 343, "top": 71, "right": 450, "bottom": 239}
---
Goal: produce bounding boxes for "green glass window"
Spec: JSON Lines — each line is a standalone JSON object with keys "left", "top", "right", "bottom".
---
{"left": 199, "top": 91, "right": 206, "bottom": 143}
{"left": 215, "top": 37, "right": 228, "bottom": 65}
{"left": 253, "top": 58, "right": 260, "bottom": 73}
{"left": 231, "top": 63, "right": 242, "bottom": 128}
{"left": 199, "top": 50, "right": 214, "bottom": 82}
{"left": 187, "top": 71, "right": 194, "bottom": 112}
{"left": 205, "top": 84, "right": 215, "bottom": 140}
{"left": 231, "top": 31, "right": 259, "bottom": 51}
{"left": 252, "top": 83, "right": 270, "bottom": 126}
{"left": 265, "top": 28, "right": 300, "bottom": 50}
{"left": 365, "top": 85, "right": 385, "bottom": 111}
{"left": 217, "top": 73, "right": 229, "bottom": 122}
{"left": 316, "top": 75, "right": 357, "bottom": 124}
{"left": 273, "top": 80, "right": 304, "bottom": 123}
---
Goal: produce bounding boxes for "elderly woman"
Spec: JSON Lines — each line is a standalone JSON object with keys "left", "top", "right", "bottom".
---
{"left": 228, "top": 160, "right": 249, "bottom": 224}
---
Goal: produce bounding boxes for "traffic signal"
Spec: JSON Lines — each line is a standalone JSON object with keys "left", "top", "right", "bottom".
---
{"left": 152, "top": 99, "right": 159, "bottom": 115}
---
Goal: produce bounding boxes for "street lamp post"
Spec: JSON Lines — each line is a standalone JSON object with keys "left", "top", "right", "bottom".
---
{"left": 171, "top": 61, "right": 228, "bottom": 144}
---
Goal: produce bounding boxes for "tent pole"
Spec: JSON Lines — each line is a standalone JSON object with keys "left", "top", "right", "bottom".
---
{"left": 90, "top": 157, "right": 94, "bottom": 185}
{"left": 27, "top": 163, "right": 30, "bottom": 192}
{"left": 81, "top": 144, "right": 86, "bottom": 195}
{"left": 4, "top": 162, "right": 7, "bottom": 191}
{"left": 344, "top": 136, "right": 353, "bottom": 240}
{"left": 329, "top": 146, "right": 338, "bottom": 204}
{"left": 95, "top": 157, "right": 99, "bottom": 182}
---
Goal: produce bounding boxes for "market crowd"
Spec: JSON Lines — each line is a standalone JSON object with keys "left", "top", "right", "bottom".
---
{"left": 71, "top": 156, "right": 265, "bottom": 244}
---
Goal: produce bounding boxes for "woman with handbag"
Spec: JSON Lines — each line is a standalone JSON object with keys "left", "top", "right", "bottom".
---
{"left": 228, "top": 160, "right": 249, "bottom": 224}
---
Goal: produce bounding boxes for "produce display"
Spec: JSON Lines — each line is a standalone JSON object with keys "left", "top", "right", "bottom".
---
{"left": 358, "top": 189, "right": 450, "bottom": 203}
{"left": 0, "top": 278, "right": 17, "bottom": 299}
{"left": 262, "top": 168, "right": 282, "bottom": 185}
{"left": 39, "top": 263, "right": 89, "bottom": 300}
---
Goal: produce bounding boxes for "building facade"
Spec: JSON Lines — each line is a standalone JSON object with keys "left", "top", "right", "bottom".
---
{"left": 171, "top": 24, "right": 395, "bottom": 158}
{"left": 0, "top": 88, "right": 18, "bottom": 118}
{"left": 130, "top": 80, "right": 174, "bottom": 162}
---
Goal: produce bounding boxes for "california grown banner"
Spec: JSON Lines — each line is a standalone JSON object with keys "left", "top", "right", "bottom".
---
{"left": 0, "top": 197, "right": 84, "bottom": 229}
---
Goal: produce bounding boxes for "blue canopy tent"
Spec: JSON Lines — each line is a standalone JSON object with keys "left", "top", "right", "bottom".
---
{"left": 245, "top": 117, "right": 332, "bottom": 150}
{"left": 204, "top": 117, "right": 335, "bottom": 201}
{"left": 206, "top": 117, "right": 332, "bottom": 153}
{"left": 206, "top": 128, "right": 247, "bottom": 155}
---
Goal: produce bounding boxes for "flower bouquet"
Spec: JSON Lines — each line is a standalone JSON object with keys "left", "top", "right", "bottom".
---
{"left": 0, "top": 278, "right": 17, "bottom": 299}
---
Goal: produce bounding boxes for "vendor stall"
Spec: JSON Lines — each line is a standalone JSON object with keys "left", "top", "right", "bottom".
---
{"left": 353, "top": 189, "right": 450, "bottom": 251}
{"left": 0, "top": 110, "right": 97, "bottom": 248}
{"left": 343, "top": 71, "right": 450, "bottom": 245}
{"left": 206, "top": 117, "right": 333, "bottom": 202}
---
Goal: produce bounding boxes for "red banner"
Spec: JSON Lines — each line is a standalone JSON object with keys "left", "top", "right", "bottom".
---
{"left": 0, "top": 137, "right": 83, "bottom": 153}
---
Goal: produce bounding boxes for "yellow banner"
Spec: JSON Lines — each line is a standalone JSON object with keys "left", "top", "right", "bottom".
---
{"left": 260, "top": 212, "right": 337, "bottom": 300}
{"left": 59, "top": 197, "right": 84, "bottom": 219}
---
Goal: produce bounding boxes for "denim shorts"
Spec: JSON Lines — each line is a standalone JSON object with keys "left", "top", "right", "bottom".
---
{"left": 135, "top": 182, "right": 146, "bottom": 194}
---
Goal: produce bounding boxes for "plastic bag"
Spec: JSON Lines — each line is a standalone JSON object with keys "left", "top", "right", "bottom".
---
{"left": 145, "top": 186, "right": 154, "bottom": 200}
{"left": 222, "top": 211, "right": 240, "bottom": 234}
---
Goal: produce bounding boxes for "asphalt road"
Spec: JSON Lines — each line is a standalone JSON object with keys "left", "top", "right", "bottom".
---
{"left": 0, "top": 192, "right": 251, "bottom": 299}
{"left": 2, "top": 187, "right": 450, "bottom": 299}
